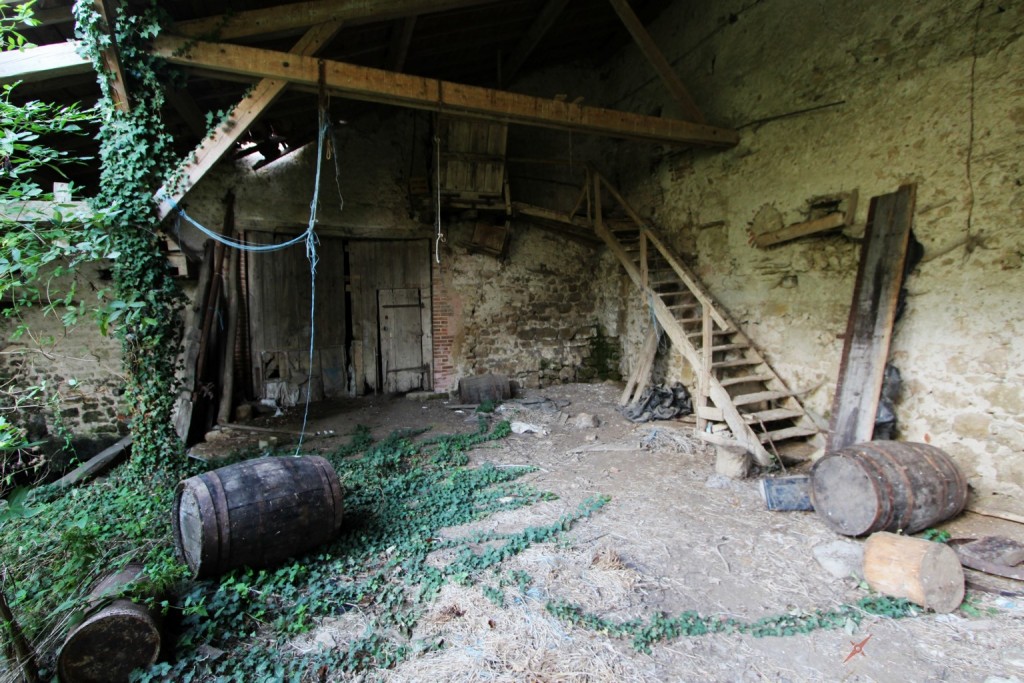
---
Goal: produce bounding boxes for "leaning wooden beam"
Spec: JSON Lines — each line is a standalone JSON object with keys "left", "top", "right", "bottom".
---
{"left": 176, "top": 0, "right": 502, "bottom": 41}
{"left": 155, "top": 21, "right": 343, "bottom": 222}
{"left": 502, "top": 0, "right": 570, "bottom": 85}
{"left": 828, "top": 184, "right": 916, "bottom": 451}
{"left": 52, "top": 436, "right": 132, "bottom": 488}
{"left": 152, "top": 36, "right": 739, "bottom": 147}
{"left": 606, "top": 0, "right": 705, "bottom": 123}
{"left": 91, "top": 0, "right": 131, "bottom": 112}
{"left": 0, "top": 41, "right": 90, "bottom": 84}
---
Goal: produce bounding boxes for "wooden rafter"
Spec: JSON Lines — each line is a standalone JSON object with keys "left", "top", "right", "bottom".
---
{"left": 606, "top": 0, "right": 704, "bottom": 123}
{"left": 92, "top": 0, "right": 131, "bottom": 113}
{"left": 501, "top": 0, "right": 570, "bottom": 86}
{"left": 152, "top": 36, "right": 739, "bottom": 147}
{"left": 155, "top": 21, "right": 343, "bottom": 222}
{"left": 0, "top": 41, "right": 89, "bottom": 84}
{"left": 175, "top": 0, "right": 502, "bottom": 41}
{"left": 387, "top": 16, "right": 417, "bottom": 72}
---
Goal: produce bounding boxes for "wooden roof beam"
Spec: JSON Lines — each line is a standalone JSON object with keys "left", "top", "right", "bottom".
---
{"left": 501, "top": 0, "right": 570, "bottom": 86}
{"left": 176, "top": 0, "right": 503, "bottom": 42}
{"left": 151, "top": 35, "right": 739, "bottom": 148}
{"left": 0, "top": 41, "right": 90, "bottom": 84}
{"left": 606, "top": 0, "right": 705, "bottom": 124}
{"left": 387, "top": 16, "right": 417, "bottom": 72}
{"left": 155, "top": 21, "right": 344, "bottom": 222}
{"left": 91, "top": 0, "right": 131, "bottom": 113}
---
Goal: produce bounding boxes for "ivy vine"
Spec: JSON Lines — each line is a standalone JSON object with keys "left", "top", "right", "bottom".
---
{"left": 73, "top": 1, "right": 184, "bottom": 472}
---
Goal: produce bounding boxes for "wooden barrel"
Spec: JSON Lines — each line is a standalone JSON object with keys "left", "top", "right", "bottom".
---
{"left": 58, "top": 564, "right": 161, "bottom": 683}
{"left": 172, "top": 456, "right": 343, "bottom": 578}
{"left": 810, "top": 441, "right": 967, "bottom": 536}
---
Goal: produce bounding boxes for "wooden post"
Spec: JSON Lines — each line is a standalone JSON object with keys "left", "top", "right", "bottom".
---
{"left": 217, "top": 244, "right": 241, "bottom": 425}
{"left": 639, "top": 230, "right": 648, "bottom": 287}
{"left": 863, "top": 532, "right": 964, "bottom": 613}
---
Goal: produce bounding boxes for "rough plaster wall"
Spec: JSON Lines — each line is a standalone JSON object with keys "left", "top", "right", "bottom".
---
{"left": 594, "top": 0, "right": 1023, "bottom": 500}
{"left": 0, "top": 262, "right": 124, "bottom": 439}
{"left": 171, "top": 108, "right": 427, "bottom": 251}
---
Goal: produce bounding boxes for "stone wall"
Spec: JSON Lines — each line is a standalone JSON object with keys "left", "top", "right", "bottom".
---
{"left": 432, "top": 220, "right": 607, "bottom": 392}
{"left": 0, "top": 262, "right": 125, "bottom": 444}
{"left": 588, "top": 0, "right": 1023, "bottom": 501}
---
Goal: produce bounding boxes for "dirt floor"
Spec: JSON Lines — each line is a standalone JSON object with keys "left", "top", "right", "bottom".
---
{"left": 198, "top": 383, "right": 1024, "bottom": 683}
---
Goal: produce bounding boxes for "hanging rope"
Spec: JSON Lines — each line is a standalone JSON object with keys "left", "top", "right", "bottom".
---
{"left": 434, "top": 131, "right": 444, "bottom": 264}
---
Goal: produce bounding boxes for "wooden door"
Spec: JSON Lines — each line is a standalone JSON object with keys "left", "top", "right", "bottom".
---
{"left": 246, "top": 233, "right": 347, "bottom": 405}
{"left": 378, "top": 288, "right": 426, "bottom": 393}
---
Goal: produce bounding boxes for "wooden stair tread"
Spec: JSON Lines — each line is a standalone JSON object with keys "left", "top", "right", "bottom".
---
{"left": 718, "top": 373, "right": 774, "bottom": 387}
{"left": 711, "top": 342, "right": 750, "bottom": 352}
{"left": 712, "top": 358, "right": 761, "bottom": 368}
{"left": 758, "top": 426, "right": 819, "bottom": 443}
{"left": 732, "top": 390, "right": 793, "bottom": 406}
{"left": 687, "top": 329, "right": 732, "bottom": 339}
{"left": 743, "top": 408, "right": 804, "bottom": 423}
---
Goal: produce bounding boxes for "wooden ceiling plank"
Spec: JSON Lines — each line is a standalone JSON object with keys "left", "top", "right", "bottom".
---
{"left": 176, "top": 0, "right": 503, "bottom": 42}
{"left": 0, "top": 41, "right": 90, "bottom": 84}
{"left": 606, "top": 0, "right": 705, "bottom": 124}
{"left": 387, "top": 16, "right": 417, "bottom": 72}
{"left": 155, "top": 21, "right": 344, "bottom": 222}
{"left": 152, "top": 35, "right": 738, "bottom": 147}
{"left": 501, "top": 0, "right": 570, "bottom": 86}
{"left": 92, "top": 0, "right": 131, "bottom": 113}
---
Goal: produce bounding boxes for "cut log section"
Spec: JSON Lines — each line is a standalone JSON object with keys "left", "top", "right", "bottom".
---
{"left": 863, "top": 532, "right": 964, "bottom": 613}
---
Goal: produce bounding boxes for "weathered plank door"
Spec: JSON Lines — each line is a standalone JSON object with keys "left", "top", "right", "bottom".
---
{"left": 378, "top": 288, "right": 426, "bottom": 393}
{"left": 245, "top": 232, "right": 347, "bottom": 405}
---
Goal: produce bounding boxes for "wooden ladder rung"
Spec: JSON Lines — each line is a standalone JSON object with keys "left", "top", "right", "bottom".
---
{"left": 732, "top": 390, "right": 793, "bottom": 406}
{"left": 758, "top": 426, "right": 818, "bottom": 443}
{"left": 718, "top": 373, "right": 773, "bottom": 387}
{"left": 743, "top": 408, "right": 803, "bottom": 423}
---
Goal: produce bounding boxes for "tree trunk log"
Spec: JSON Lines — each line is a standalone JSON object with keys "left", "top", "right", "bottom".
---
{"left": 863, "top": 532, "right": 964, "bottom": 613}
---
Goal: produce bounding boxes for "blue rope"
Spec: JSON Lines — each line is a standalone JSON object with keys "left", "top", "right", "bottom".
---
{"left": 295, "top": 112, "right": 330, "bottom": 455}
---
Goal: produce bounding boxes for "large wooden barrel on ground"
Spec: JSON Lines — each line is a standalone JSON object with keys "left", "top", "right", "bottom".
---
{"left": 459, "top": 373, "right": 511, "bottom": 404}
{"left": 173, "top": 456, "right": 344, "bottom": 578}
{"left": 810, "top": 441, "right": 967, "bottom": 536}
{"left": 58, "top": 564, "right": 161, "bottom": 683}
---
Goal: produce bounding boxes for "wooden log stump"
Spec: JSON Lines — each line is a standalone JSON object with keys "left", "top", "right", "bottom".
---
{"left": 863, "top": 532, "right": 964, "bottom": 613}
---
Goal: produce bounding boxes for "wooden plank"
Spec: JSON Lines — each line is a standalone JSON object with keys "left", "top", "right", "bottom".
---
{"left": 175, "top": 0, "right": 503, "bottom": 41}
{"left": 828, "top": 184, "right": 916, "bottom": 451}
{"left": 155, "top": 21, "right": 343, "bottom": 222}
{"left": 0, "top": 200, "right": 88, "bottom": 222}
{"left": 501, "top": 0, "right": 571, "bottom": 85}
{"left": 748, "top": 212, "right": 845, "bottom": 249}
{"left": 92, "top": 0, "right": 131, "bottom": 113}
{"left": 52, "top": 436, "right": 132, "bottom": 488}
{"left": 0, "top": 41, "right": 90, "bottom": 84}
{"left": 619, "top": 325, "right": 658, "bottom": 405}
{"left": 605, "top": 0, "right": 705, "bottom": 123}
{"left": 152, "top": 36, "right": 740, "bottom": 148}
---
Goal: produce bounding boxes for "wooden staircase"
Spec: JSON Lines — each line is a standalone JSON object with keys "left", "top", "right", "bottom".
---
{"left": 519, "top": 169, "right": 822, "bottom": 465}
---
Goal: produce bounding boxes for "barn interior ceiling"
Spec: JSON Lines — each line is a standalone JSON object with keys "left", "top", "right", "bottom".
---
{"left": 4, "top": 0, "right": 688, "bottom": 193}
